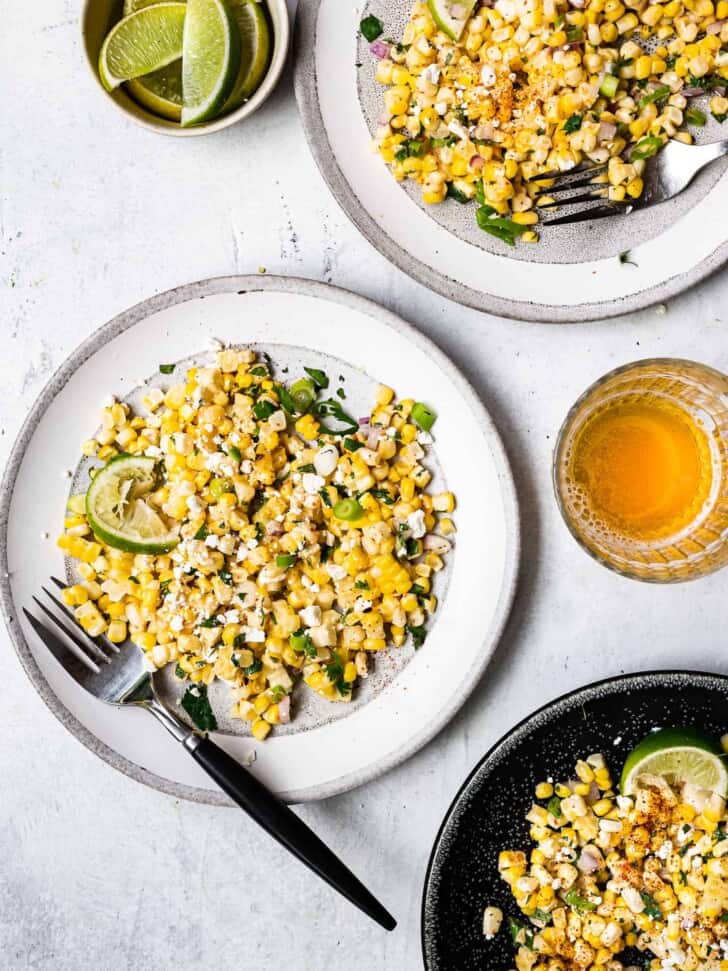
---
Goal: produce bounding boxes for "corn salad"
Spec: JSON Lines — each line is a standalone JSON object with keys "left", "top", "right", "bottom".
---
{"left": 57, "top": 348, "right": 455, "bottom": 740}
{"left": 372, "top": 0, "right": 728, "bottom": 244}
{"left": 495, "top": 756, "right": 728, "bottom": 969}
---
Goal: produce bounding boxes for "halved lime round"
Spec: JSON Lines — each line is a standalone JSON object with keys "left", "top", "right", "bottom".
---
{"left": 86, "top": 454, "right": 178, "bottom": 554}
{"left": 219, "top": 0, "right": 271, "bottom": 115}
{"left": 181, "top": 0, "right": 241, "bottom": 127}
{"left": 621, "top": 727, "right": 728, "bottom": 796}
{"left": 99, "top": 2, "right": 187, "bottom": 91}
{"left": 124, "top": 0, "right": 179, "bottom": 11}
{"left": 427, "top": 0, "right": 477, "bottom": 40}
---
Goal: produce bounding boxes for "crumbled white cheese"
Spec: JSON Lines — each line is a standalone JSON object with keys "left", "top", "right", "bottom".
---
{"left": 406, "top": 509, "right": 427, "bottom": 539}
{"left": 300, "top": 605, "right": 322, "bottom": 627}
{"left": 302, "top": 472, "right": 325, "bottom": 494}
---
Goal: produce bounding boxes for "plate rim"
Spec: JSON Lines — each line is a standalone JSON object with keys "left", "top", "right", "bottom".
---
{"left": 420, "top": 666, "right": 728, "bottom": 968}
{"left": 0, "top": 274, "right": 521, "bottom": 806}
{"left": 292, "top": 0, "right": 728, "bottom": 325}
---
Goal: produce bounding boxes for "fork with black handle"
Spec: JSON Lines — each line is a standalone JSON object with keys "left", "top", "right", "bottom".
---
{"left": 24, "top": 578, "right": 396, "bottom": 932}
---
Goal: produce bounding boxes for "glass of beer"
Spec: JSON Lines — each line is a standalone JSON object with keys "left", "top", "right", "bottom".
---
{"left": 553, "top": 359, "right": 728, "bottom": 582}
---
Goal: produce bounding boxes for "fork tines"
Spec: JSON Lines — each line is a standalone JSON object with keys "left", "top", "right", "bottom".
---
{"left": 527, "top": 164, "right": 635, "bottom": 226}
{"left": 24, "top": 578, "right": 121, "bottom": 673}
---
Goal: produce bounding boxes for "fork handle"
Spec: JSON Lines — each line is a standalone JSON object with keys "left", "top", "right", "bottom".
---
{"left": 185, "top": 735, "right": 396, "bottom": 932}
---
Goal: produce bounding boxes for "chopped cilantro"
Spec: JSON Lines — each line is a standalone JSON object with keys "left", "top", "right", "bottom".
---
{"left": 406, "top": 623, "right": 426, "bottom": 649}
{"left": 181, "top": 684, "right": 218, "bottom": 732}
{"left": 244, "top": 659, "right": 263, "bottom": 677}
{"left": 253, "top": 399, "right": 276, "bottom": 421}
{"left": 563, "top": 113, "right": 583, "bottom": 133}
{"left": 360, "top": 13, "right": 383, "bottom": 42}
{"left": 304, "top": 367, "right": 329, "bottom": 389}
{"left": 218, "top": 570, "right": 233, "bottom": 586}
{"left": 199, "top": 616, "right": 220, "bottom": 628}
{"left": 194, "top": 523, "right": 209, "bottom": 540}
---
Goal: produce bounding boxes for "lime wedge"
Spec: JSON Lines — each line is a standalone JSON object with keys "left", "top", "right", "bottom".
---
{"left": 124, "top": 0, "right": 182, "bottom": 11}
{"left": 219, "top": 0, "right": 271, "bottom": 115}
{"left": 427, "top": 0, "right": 478, "bottom": 40}
{"left": 181, "top": 0, "right": 241, "bottom": 127}
{"left": 99, "top": 3, "right": 187, "bottom": 91}
{"left": 127, "top": 62, "right": 184, "bottom": 121}
{"left": 86, "top": 455, "right": 178, "bottom": 554}
{"left": 621, "top": 727, "right": 728, "bottom": 797}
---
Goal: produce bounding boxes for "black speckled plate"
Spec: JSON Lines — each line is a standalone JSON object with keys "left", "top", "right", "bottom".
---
{"left": 422, "top": 669, "right": 728, "bottom": 970}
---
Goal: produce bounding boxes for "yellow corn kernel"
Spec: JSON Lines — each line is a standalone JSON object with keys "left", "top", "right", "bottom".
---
{"left": 252, "top": 718, "right": 272, "bottom": 741}
{"left": 536, "top": 782, "right": 554, "bottom": 799}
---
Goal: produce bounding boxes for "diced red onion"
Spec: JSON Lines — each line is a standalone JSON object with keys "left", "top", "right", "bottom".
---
{"left": 370, "top": 39, "right": 391, "bottom": 58}
{"left": 366, "top": 426, "right": 382, "bottom": 449}
{"left": 561, "top": 41, "right": 585, "bottom": 49}
{"left": 469, "top": 154, "right": 484, "bottom": 170}
{"left": 278, "top": 695, "right": 291, "bottom": 724}
{"left": 451, "top": 2, "right": 467, "bottom": 15}
{"left": 424, "top": 534, "right": 451, "bottom": 554}
{"left": 577, "top": 845, "right": 604, "bottom": 873}
{"left": 266, "top": 521, "right": 284, "bottom": 537}
{"left": 682, "top": 86, "right": 706, "bottom": 97}
{"left": 359, "top": 417, "right": 370, "bottom": 426}
{"left": 707, "top": 18, "right": 726, "bottom": 32}
{"left": 598, "top": 121, "right": 617, "bottom": 141}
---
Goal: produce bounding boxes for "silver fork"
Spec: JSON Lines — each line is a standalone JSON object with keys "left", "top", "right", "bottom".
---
{"left": 24, "top": 578, "right": 396, "bottom": 932}
{"left": 530, "top": 137, "right": 728, "bottom": 226}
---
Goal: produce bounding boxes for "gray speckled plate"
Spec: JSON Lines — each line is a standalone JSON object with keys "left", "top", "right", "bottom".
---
{"left": 294, "top": 1, "right": 728, "bottom": 322}
{"left": 422, "top": 669, "right": 728, "bottom": 969}
{"left": 0, "top": 275, "right": 520, "bottom": 805}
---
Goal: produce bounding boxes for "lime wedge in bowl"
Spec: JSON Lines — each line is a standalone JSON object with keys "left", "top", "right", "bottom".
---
{"left": 621, "top": 727, "right": 728, "bottom": 796}
{"left": 99, "top": 2, "right": 187, "bottom": 91}
{"left": 220, "top": 0, "right": 271, "bottom": 115}
{"left": 427, "top": 0, "right": 478, "bottom": 40}
{"left": 127, "top": 62, "right": 184, "bottom": 121}
{"left": 86, "top": 455, "right": 178, "bottom": 554}
{"left": 181, "top": 0, "right": 241, "bottom": 127}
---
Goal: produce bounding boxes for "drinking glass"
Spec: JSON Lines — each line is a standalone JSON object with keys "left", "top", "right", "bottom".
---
{"left": 553, "top": 358, "right": 728, "bottom": 582}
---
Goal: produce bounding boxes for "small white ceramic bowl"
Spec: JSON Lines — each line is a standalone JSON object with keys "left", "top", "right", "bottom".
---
{"left": 81, "top": 0, "right": 290, "bottom": 136}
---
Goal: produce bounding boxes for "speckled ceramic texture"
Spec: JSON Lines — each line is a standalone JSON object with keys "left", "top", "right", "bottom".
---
{"left": 65, "top": 342, "right": 452, "bottom": 738}
{"left": 421, "top": 669, "right": 728, "bottom": 970}
{"left": 356, "top": 4, "right": 728, "bottom": 266}
{"left": 294, "top": 0, "right": 728, "bottom": 322}
{"left": 0, "top": 275, "right": 520, "bottom": 806}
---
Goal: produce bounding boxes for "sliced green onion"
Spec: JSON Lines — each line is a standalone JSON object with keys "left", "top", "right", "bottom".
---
{"left": 276, "top": 554, "right": 296, "bottom": 569}
{"left": 304, "top": 367, "right": 329, "bottom": 389}
{"left": 227, "top": 446, "right": 242, "bottom": 462}
{"left": 631, "top": 135, "right": 663, "bottom": 160}
{"left": 686, "top": 107, "right": 707, "bottom": 126}
{"left": 333, "top": 498, "right": 365, "bottom": 522}
{"left": 290, "top": 378, "right": 316, "bottom": 413}
{"left": 638, "top": 84, "right": 670, "bottom": 108}
{"left": 159, "top": 363, "right": 175, "bottom": 374}
{"left": 563, "top": 889, "right": 597, "bottom": 912}
{"left": 446, "top": 182, "right": 470, "bottom": 203}
{"left": 411, "top": 402, "right": 437, "bottom": 432}
{"left": 290, "top": 629, "right": 315, "bottom": 656}
{"left": 599, "top": 73, "right": 619, "bottom": 98}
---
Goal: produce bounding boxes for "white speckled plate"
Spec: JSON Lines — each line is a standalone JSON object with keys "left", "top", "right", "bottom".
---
{"left": 0, "top": 276, "right": 519, "bottom": 805}
{"left": 422, "top": 669, "right": 728, "bottom": 969}
{"left": 294, "top": 1, "right": 728, "bottom": 322}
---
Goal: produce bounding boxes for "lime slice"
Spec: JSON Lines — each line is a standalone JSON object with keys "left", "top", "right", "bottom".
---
{"left": 621, "top": 727, "right": 728, "bottom": 797}
{"left": 99, "top": 3, "right": 187, "bottom": 91}
{"left": 219, "top": 0, "right": 271, "bottom": 115}
{"left": 181, "top": 0, "right": 241, "bottom": 127}
{"left": 427, "top": 0, "right": 478, "bottom": 40}
{"left": 127, "top": 62, "right": 183, "bottom": 121}
{"left": 86, "top": 454, "right": 178, "bottom": 554}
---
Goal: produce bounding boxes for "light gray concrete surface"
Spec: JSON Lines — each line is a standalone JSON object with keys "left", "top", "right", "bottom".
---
{"left": 3, "top": 3, "right": 728, "bottom": 969}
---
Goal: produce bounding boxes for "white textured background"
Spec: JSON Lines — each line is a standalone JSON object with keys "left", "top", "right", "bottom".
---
{"left": 3, "top": 3, "right": 728, "bottom": 969}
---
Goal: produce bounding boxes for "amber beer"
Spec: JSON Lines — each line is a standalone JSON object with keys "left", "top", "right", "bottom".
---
{"left": 553, "top": 360, "right": 728, "bottom": 582}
